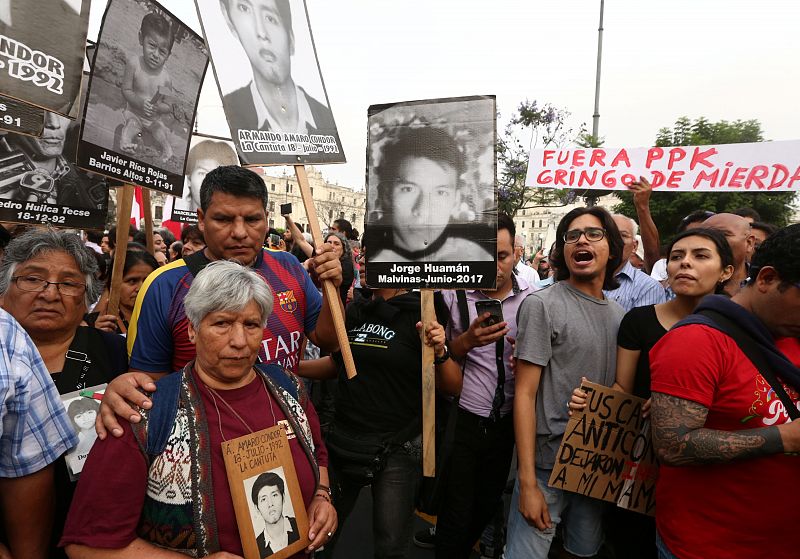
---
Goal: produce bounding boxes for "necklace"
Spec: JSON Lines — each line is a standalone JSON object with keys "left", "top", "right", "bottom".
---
{"left": 203, "top": 370, "right": 277, "bottom": 441}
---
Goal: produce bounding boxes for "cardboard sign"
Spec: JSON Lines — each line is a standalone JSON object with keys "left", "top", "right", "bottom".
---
{"left": 0, "top": 75, "right": 109, "bottom": 229}
{"left": 60, "top": 384, "right": 106, "bottom": 481}
{"left": 166, "top": 134, "right": 239, "bottom": 224}
{"left": 548, "top": 382, "right": 658, "bottom": 516}
{"left": 78, "top": 0, "right": 208, "bottom": 196}
{"left": 0, "top": 95, "right": 45, "bottom": 136}
{"left": 222, "top": 425, "right": 310, "bottom": 559}
{"left": 0, "top": 0, "right": 90, "bottom": 117}
{"left": 526, "top": 140, "right": 800, "bottom": 193}
{"left": 194, "top": 0, "right": 345, "bottom": 166}
{"left": 365, "top": 95, "right": 497, "bottom": 290}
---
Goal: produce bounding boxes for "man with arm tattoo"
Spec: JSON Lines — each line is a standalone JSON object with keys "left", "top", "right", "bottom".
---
{"left": 649, "top": 224, "right": 800, "bottom": 559}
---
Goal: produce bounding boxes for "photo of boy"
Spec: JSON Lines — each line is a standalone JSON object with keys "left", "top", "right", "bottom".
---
{"left": 120, "top": 12, "right": 176, "bottom": 163}
{"left": 78, "top": 0, "right": 208, "bottom": 195}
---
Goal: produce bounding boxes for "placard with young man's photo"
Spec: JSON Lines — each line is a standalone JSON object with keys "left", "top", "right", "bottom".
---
{"left": 365, "top": 95, "right": 497, "bottom": 290}
{"left": 0, "top": 0, "right": 90, "bottom": 117}
{"left": 77, "top": 0, "right": 208, "bottom": 196}
{"left": 194, "top": 0, "right": 345, "bottom": 166}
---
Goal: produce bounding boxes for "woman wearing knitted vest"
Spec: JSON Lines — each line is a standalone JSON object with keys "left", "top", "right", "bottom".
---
{"left": 61, "top": 261, "right": 336, "bottom": 558}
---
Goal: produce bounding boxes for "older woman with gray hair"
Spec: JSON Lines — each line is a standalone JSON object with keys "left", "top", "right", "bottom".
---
{"left": 62, "top": 261, "right": 336, "bottom": 559}
{"left": 0, "top": 227, "right": 129, "bottom": 559}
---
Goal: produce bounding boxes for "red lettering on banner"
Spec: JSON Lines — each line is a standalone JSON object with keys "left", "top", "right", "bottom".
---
{"left": 768, "top": 165, "right": 788, "bottom": 190}
{"left": 667, "top": 148, "right": 687, "bottom": 170}
{"left": 651, "top": 171, "right": 666, "bottom": 188}
{"left": 578, "top": 170, "right": 598, "bottom": 186}
{"left": 554, "top": 169, "right": 568, "bottom": 185}
{"left": 542, "top": 150, "right": 556, "bottom": 165}
{"left": 611, "top": 149, "right": 631, "bottom": 167}
{"left": 693, "top": 169, "right": 718, "bottom": 189}
{"left": 557, "top": 152, "right": 570, "bottom": 165}
{"left": 537, "top": 170, "right": 553, "bottom": 185}
{"left": 621, "top": 174, "right": 636, "bottom": 186}
{"left": 572, "top": 150, "right": 586, "bottom": 167}
{"left": 667, "top": 171, "right": 684, "bottom": 188}
{"left": 689, "top": 147, "right": 717, "bottom": 170}
{"left": 727, "top": 167, "right": 748, "bottom": 188}
{"left": 645, "top": 148, "right": 664, "bottom": 168}
{"left": 789, "top": 166, "right": 800, "bottom": 189}
{"left": 745, "top": 165, "right": 769, "bottom": 189}
{"left": 601, "top": 171, "right": 616, "bottom": 188}
{"left": 589, "top": 150, "right": 606, "bottom": 167}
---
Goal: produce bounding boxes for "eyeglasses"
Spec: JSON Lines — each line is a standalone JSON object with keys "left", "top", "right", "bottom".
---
{"left": 12, "top": 275, "right": 86, "bottom": 296}
{"left": 563, "top": 227, "right": 606, "bottom": 244}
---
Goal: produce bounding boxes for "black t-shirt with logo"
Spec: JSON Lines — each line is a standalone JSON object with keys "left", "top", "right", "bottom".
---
{"left": 333, "top": 290, "right": 448, "bottom": 435}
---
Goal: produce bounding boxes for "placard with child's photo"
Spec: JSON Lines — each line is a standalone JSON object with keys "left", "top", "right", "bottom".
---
{"left": 167, "top": 133, "right": 239, "bottom": 223}
{"left": 0, "top": 73, "right": 109, "bottom": 229}
{"left": 194, "top": 0, "right": 345, "bottom": 166}
{"left": 365, "top": 95, "right": 497, "bottom": 289}
{"left": 60, "top": 385, "right": 106, "bottom": 481}
{"left": 0, "top": 0, "right": 90, "bottom": 117}
{"left": 77, "top": 0, "right": 208, "bottom": 196}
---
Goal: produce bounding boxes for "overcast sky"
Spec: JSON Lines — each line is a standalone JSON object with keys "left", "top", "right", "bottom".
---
{"left": 88, "top": 0, "right": 800, "bottom": 191}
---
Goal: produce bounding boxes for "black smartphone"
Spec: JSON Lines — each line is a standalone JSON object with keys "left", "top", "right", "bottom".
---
{"left": 280, "top": 203, "right": 292, "bottom": 215}
{"left": 269, "top": 233, "right": 281, "bottom": 247}
{"left": 475, "top": 299, "right": 503, "bottom": 328}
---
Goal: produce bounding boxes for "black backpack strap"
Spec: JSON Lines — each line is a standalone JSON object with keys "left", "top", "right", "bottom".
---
{"left": 455, "top": 290, "right": 470, "bottom": 333}
{"left": 183, "top": 250, "right": 208, "bottom": 278}
{"left": 145, "top": 369, "right": 184, "bottom": 455}
{"left": 694, "top": 309, "right": 800, "bottom": 421}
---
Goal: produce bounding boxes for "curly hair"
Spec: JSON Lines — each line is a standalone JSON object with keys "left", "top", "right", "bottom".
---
{"left": 551, "top": 207, "right": 623, "bottom": 291}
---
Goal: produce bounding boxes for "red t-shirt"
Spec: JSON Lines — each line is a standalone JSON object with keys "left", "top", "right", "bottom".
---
{"left": 650, "top": 327, "right": 800, "bottom": 559}
{"left": 60, "top": 371, "right": 327, "bottom": 556}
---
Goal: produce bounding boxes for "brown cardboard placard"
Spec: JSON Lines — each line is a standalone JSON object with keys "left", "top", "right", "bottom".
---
{"left": 547, "top": 381, "right": 658, "bottom": 516}
{"left": 222, "top": 425, "right": 310, "bottom": 559}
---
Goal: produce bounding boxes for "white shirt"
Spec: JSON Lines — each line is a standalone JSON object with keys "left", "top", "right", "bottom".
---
{"left": 515, "top": 261, "right": 540, "bottom": 285}
{"left": 249, "top": 81, "right": 317, "bottom": 133}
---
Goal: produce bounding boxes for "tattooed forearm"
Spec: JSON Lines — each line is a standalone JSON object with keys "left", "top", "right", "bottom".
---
{"left": 650, "top": 392, "right": 784, "bottom": 466}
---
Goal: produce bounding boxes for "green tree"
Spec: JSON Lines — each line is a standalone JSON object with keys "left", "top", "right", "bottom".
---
{"left": 614, "top": 117, "right": 796, "bottom": 235}
{"left": 496, "top": 100, "right": 585, "bottom": 216}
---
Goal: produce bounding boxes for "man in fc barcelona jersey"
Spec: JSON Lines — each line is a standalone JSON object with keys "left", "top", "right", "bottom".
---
{"left": 96, "top": 165, "right": 343, "bottom": 438}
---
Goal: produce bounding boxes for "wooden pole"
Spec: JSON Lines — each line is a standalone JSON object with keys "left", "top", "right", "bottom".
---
{"left": 420, "top": 289, "right": 436, "bottom": 477}
{"left": 107, "top": 185, "right": 134, "bottom": 318}
{"left": 141, "top": 188, "right": 155, "bottom": 255}
{"left": 293, "top": 164, "right": 357, "bottom": 379}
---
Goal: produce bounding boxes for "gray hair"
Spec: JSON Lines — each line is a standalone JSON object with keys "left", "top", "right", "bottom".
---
{"left": 612, "top": 214, "right": 639, "bottom": 238}
{"left": 0, "top": 228, "right": 102, "bottom": 307}
{"left": 183, "top": 260, "right": 273, "bottom": 329}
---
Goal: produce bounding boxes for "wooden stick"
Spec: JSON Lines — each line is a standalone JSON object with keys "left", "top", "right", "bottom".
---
{"left": 142, "top": 188, "right": 155, "bottom": 255}
{"left": 293, "top": 165, "right": 357, "bottom": 379}
{"left": 420, "top": 289, "right": 436, "bottom": 477}
{"left": 107, "top": 185, "right": 134, "bottom": 318}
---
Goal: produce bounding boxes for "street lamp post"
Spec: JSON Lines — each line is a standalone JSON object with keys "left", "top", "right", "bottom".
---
{"left": 587, "top": 0, "right": 605, "bottom": 208}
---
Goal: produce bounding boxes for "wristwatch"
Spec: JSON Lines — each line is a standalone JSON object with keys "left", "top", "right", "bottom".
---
{"left": 434, "top": 343, "right": 451, "bottom": 365}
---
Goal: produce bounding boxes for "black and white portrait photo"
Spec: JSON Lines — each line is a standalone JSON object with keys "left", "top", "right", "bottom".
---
{"left": 245, "top": 468, "right": 299, "bottom": 559}
{"left": 78, "top": 0, "right": 208, "bottom": 195}
{"left": 365, "top": 95, "right": 497, "bottom": 290}
{"left": 60, "top": 390, "right": 102, "bottom": 480}
{"left": 0, "top": 0, "right": 90, "bottom": 117}
{"left": 0, "top": 108, "right": 109, "bottom": 229}
{"left": 0, "top": 94, "right": 46, "bottom": 137}
{"left": 168, "top": 134, "right": 239, "bottom": 223}
{"left": 195, "top": 0, "right": 344, "bottom": 166}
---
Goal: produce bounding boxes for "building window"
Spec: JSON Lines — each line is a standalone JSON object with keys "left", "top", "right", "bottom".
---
{"left": 269, "top": 201, "right": 275, "bottom": 211}
{"left": 271, "top": 184, "right": 275, "bottom": 191}
{"left": 521, "top": 221, "right": 525, "bottom": 229}
{"left": 539, "top": 219, "right": 542, "bottom": 228}
{"left": 155, "top": 206, "right": 163, "bottom": 220}
{"left": 269, "top": 219, "right": 274, "bottom": 228}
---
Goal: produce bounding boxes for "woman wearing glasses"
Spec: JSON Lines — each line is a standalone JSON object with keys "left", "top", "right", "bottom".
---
{"left": 568, "top": 227, "right": 735, "bottom": 558}
{"left": 0, "top": 228, "right": 128, "bottom": 558}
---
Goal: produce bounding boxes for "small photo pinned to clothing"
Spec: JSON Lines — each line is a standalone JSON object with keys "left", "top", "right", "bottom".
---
{"left": 77, "top": 0, "right": 208, "bottom": 195}
{"left": 60, "top": 384, "right": 106, "bottom": 481}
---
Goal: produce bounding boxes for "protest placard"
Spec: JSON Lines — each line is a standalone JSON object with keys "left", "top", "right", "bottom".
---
{"left": 526, "top": 140, "right": 800, "bottom": 193}
{"left": 548, "top": 381, "right": 658, "bottom": 516}
{"left": 194, "top": 0, "right": 345, "bottom": 166}
{"left": 222, "top": 425, "right": 310, "bottom": 559}
{"left": 77, "top": 0, "right": 208, "bottom": 196}
{"left": 166, "top": 134, "right": 239, "bottom": 224}
{"left": 0, "top": 77, "right": 109, "bottom": 229}
{"left": 0, "top": 94, "right": 45, "bottom": 136}
{"left": 365, "top": 95, "right": 497, "bottom": 290}
{"left": 0, "top": 0, "right": 89, "bottom": 117}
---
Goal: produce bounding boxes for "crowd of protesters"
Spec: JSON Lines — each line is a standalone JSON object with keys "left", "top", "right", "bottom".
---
{"left": 1, "top": 166, "right": 798, "bottom": 559}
